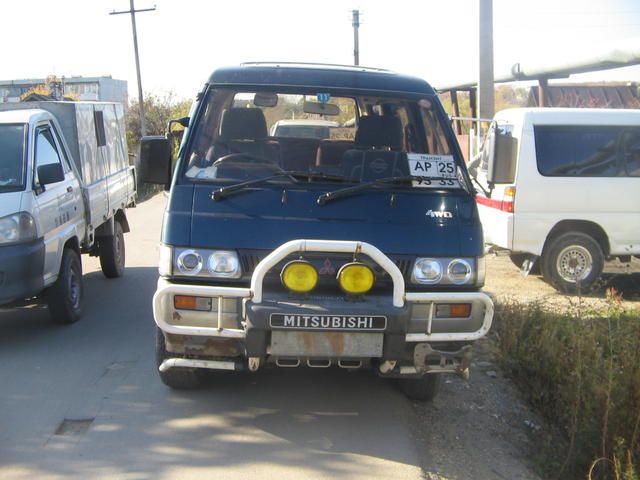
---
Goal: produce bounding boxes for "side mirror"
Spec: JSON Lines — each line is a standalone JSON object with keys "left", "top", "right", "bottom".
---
{"left": 138, "top": 136, "right": 172, "bottom": 185}
{"left": 486, "top": 127, "right": 517, "bottom": 185}
{"left": 37, "top": 163, "right": 65, "bottom": 186}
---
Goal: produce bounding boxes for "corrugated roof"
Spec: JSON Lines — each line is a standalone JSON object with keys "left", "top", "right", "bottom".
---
{"left": 528, "top": 83, "right": 640, "bottom": 108}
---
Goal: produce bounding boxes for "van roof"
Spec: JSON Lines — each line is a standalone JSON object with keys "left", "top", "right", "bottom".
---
{"left": 207, "top": 63, "right": 436, "bottom": 95}
{"left": 496, "top": 107, "right": 640, "bottom": 120}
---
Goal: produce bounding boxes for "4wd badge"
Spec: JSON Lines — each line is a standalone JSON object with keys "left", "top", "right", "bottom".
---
{"left": 426, "top": 209, "right": 453, "bottom": 219}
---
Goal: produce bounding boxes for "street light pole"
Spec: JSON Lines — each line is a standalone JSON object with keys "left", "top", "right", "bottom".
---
{"left": 352, "top": 10, "right": 360, "bottom": 66}
{"left": 110, "top": 1, "right": 155, "bottom": 137}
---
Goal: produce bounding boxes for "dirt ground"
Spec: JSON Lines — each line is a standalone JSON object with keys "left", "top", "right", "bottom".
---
{"left": 408, "top": 255, "right": 640, "bottom": 480}
{"left": 483, "top": 254, "right": 640, "bottom": 309}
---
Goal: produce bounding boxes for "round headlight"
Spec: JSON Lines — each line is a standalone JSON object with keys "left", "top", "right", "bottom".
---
{"left": 447, "top": 259, "right": 472, "bottom": 284}
{"left": 207, "top": 251, "right": 240, "bottom": 276}
{"left": 337, "top": 263, "right": 375, "bottom": 294}
{"left": 413, "top": 258, "right": 443, "bottom": 284}
{"left": 281, "top": 261, "right": 318, "bottom": 293}
{"left": 176, "top": 250, "right": 203, "bottom": 275}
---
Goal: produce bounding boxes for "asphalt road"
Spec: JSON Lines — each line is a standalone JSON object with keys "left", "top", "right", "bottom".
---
{"left": 0, "top": 194, "right": 426, "bottom": 480}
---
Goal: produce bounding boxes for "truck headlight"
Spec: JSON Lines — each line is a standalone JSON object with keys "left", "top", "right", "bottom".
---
{"left": 169, "top": 247, "right": 241, "bottom": 279}
{"left": 412, "top": 258, "right": 443, "bottom": 284}
{"left": 0, "top": 212, "right": 37, "bottom": 245}
{"left": 207, "top": 251, "right": 240, "bottom": 277}
{"left": 411, "top": 257, "right": 481, "bottom": 286}
{"left": 447, "top": 259, "right": 472, "bottom": 284}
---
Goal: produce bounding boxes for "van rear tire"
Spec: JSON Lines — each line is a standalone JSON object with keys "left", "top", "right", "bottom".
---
{"left": 99, "top": 220, "right": 125, "bottom": 278}
{"left": 541, "top": 232, "right": 604, "bottom": 294}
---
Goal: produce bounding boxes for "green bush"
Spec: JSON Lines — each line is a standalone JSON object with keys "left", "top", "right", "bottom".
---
{"left": 495, "top": 293, "right": 640, "bottom": 479}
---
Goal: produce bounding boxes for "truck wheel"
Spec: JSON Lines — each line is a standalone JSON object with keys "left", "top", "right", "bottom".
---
{"left": 155, "top": 328, "right": 205, "bottom": 389}
{"left": 397, "top": 375, "right": 441, "bottom": 401}
{"left": 48, "top": 248, "right": 83, "bottom": 324}
{"left": 541, "top": 232, "right": 604, "bottom": 294}
{"left": 99, "top": 220, "right": 125, "bottom": 278}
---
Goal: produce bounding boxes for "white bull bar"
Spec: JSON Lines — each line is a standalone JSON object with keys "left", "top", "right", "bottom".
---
{"left": 152, "top": 239, "right": 493, "bottom": 342}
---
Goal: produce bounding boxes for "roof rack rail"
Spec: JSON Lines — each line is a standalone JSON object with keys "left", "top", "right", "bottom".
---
{"left": 240, "top": 62, "right": 394, "bottom": 73}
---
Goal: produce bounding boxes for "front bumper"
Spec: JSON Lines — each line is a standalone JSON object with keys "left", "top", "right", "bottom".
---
{"left": 152, "top": 239, "right": 493, "bottom": 375}
{"left": 0, "top": 239, "right": 45, "bottom": 305}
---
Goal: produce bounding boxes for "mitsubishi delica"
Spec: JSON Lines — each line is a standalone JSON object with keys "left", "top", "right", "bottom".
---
{"left": 139, "top": 63, "right": 493, "bottom": 400}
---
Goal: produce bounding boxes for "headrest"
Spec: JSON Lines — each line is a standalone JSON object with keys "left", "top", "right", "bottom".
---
{"left": 219, "top": 108, "right": 268, "bottom": 141}
{"left": 355, "top": 116, "right": 403, "bottom": 149}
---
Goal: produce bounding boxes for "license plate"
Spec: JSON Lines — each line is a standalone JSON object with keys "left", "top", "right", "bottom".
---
{"left": 270, "top": 314, "right": 387, "bottom": 331}
{"left": 407, "top": 154, "right": 457, "bottom": 179}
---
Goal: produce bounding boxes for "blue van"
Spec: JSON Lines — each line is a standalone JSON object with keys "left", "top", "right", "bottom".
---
{"left": 139, "top": 63, "right": 493, "bottom": 400}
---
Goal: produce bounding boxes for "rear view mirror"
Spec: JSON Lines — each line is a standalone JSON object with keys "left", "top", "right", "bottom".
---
{"left": 303, "top": 101, "right": 340, "bottom": 116}
{"left": 37, "top": 163, "right": 65, "bottom": 186}
{"left": 485, "top": 124, "right": 517, "bottom": 185}
{"left": 253, "top": 92, "right": 278, "bottom": 108}
{"left": 138, "top": 136, "right": 172, "bottom": 185}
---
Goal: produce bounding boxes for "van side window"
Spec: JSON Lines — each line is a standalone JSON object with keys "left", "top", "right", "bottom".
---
{"left": 34, "top": 126, "right": 64, "bottom": 184}
{"left": 535, "top": 125, "right": 639, "bottom": 177}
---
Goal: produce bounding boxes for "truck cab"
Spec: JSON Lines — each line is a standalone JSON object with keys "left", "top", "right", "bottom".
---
{"left": 140, "top": 63, "right": 493, "bottom": 400}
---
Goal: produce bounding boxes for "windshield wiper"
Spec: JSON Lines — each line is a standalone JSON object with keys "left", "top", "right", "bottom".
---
{"left": 316, "top": 175, "right": 453, "bottom": 205}
{"left": 211, "top": 171, "right": 348, "bottom": 201}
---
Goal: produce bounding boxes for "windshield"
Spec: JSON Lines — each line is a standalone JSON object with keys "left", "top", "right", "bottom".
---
{"left": 0, "top": 124, "right": 27, "bottom": 191}
{"left": 182, "top": 88, "right": 460, "bottom": 189}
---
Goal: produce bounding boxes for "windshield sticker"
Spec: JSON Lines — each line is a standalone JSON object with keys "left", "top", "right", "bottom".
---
{"left": 317, "top": 93, "right": 331, "bottom": 103}
{"left": 407, "top": 153, "right": 460, "bottom": 188}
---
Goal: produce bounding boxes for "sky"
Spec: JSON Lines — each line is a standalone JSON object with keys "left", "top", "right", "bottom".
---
{"left": 1, "top": 0, "right": 639, "bottom": 100}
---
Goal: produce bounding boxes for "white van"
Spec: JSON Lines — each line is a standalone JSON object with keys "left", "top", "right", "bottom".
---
{"left": 472, "top": 108, "right": 640, "bottom": 293}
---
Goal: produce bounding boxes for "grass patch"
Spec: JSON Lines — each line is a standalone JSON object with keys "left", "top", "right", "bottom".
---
{"left": 494, "top": 291, "right": 640, "bottom": 479}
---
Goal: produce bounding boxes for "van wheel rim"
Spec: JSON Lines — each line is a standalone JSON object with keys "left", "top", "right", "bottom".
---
{"left": 556, "top": 245, "right": 592, "bottom": 283}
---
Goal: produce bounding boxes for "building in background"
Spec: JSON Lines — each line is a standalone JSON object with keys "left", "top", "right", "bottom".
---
{"left": 0, "top": 76, "right": 128, "bottom": 105}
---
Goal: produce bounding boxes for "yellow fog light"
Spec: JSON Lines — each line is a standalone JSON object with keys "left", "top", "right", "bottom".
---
{"left": 281, "top": 261, "right": 318, "bottom": 293}
{"left": 337, "top": 263, "right": 375, "bottom": 294}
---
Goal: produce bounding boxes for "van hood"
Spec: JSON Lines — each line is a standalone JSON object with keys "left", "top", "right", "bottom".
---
{"left": 0, "top": 191, "right": 24, "bottom": 218}
{"left": 163, "top": 184, "right": 483, "bottom": 257}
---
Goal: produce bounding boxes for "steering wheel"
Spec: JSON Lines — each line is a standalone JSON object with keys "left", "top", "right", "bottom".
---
{"left": 213, "top": 153, "right": 281, "bottom": 170}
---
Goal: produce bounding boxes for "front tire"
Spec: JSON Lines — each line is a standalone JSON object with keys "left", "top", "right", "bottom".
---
{"left": 99, "top": 220, "right": 125, "bottom": 278}
{"left": 397, "top": 375, "right": 441, "bottom": 401}
{"left": 155, "top": 328, "right": 205, "bottom": 389}
{"left": 48, "top": 248, "right": 83, "bottom": 324}
{"left": 541, "top": 232, "right": 604, "bottom": 294}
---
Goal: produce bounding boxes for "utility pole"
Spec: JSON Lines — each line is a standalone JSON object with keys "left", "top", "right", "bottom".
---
{"left": 352, "top": 9, "right": 360, "bottom": 66}
{"left": 110, "top": 1, "right": 155, "bottom": 137}
{"left": 477, "top": 0, "right": 494, "bottom": 144}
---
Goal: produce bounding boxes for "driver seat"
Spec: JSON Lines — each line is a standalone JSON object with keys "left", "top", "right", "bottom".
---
{"left": 214, "top": 108, "right": 280, "bottom": 164}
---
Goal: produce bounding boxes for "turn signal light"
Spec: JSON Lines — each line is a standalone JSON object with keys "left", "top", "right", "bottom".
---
{"left": 174, "top": 295, "right": 212, "bottom": 311}
{"left": 435, "top": 303, "right": 472, "bottom": 318}
{"left": 337, "top": 263, "right": 375, "bottom": 294}
{"left": 281, "top": 261, "right": 318, "bottom": 293}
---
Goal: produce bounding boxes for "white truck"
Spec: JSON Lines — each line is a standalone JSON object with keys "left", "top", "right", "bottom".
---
{"left": 0, "top": 101, "right": 136, "bottom": 323}
{"left": 472, "top": 108, "right": 640, "bottom": 293}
